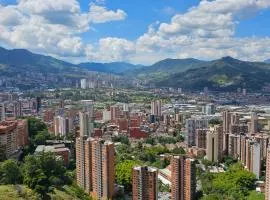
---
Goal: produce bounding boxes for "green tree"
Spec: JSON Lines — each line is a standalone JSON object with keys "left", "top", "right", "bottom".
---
{"left": 0, "top": 159, "right": 23, "bottom": 184}
{"left": 158, "top": 180, "right": 170, "bottom": 192}
{"left": 34, "top": 130, "right": 52, "bottom": 145}
{"left": 28, "top": 117, "right": 47, "bottom": 138}
{"left": 0, "top": 145, "right": 7, "bottom": 162}
{"left": 23, "top": 152, "right": 69, "bottom": 195}
{"left": 116, "top": 160, "right": 140, "bottom": 192}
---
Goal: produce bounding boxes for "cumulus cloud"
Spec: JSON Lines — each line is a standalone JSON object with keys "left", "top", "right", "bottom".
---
{"left": 86, "top": 37, "right": 135, "bottom": 62}
{"left": 89, "top": 3, "right": 127, "bottom": 23}
{"left": 133, "top": 0, "right": 270, "bottom": 63}
{"left": 84, "top": 0, "right": 270, "bottom": 64}
{"left": 0, "top": 0, "right": 127, "bottom": 58}
{"left": 1, "top": 0, "right": 270, "bottom": 64}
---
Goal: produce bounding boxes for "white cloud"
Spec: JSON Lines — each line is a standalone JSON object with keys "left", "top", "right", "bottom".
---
{"left": 0, "top": 0, "right": 127, "bottom": 58}
{"left": 0, "top": 0, "right": 270, "bottom": 64}
{"left": 89, "top": 3, "right": 127, "bottom": 23}
{"left": 132, "top": 0, "right": 270, "bottom": 64}
{"left": 86, "top": 37, "right": 135, "bottom": 62}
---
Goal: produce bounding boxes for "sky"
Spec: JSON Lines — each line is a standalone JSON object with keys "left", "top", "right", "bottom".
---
{"left": 0, "top": 0, "right": 270, "bottom": 65}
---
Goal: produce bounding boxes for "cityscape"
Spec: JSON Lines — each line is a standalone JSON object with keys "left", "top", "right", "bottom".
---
{"left": 0, "top": 0, "right": 270, "bottom": 200}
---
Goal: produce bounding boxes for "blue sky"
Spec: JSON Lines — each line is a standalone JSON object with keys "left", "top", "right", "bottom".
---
{"left": 0, "top": 0, "right": 270, "bottom": 64}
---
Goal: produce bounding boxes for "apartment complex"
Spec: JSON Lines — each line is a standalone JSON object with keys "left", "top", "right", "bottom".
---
{"left": 76, "top": 137, "right": 115, "bottom": 200}
{"left": 0, "top": 119, "right": 28, "bottom": 157}
{"left": 132, "top": 166, "right": 158, "bottom": 200}
{"left": 171, "top": 155, "right": 196, "bottom": 200}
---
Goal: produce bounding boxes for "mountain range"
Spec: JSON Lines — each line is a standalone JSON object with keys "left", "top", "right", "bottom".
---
{"left": 0, "top": 47, "right": 81, "bottom": 74}
{"left": 1, "top": 46, "right": 270, "bottom": 91}
{"left": 156, "top": 56, "right": 270, "bottom": 91}
{"left": 79, "top": 62, "right": 143, "bottom": 74}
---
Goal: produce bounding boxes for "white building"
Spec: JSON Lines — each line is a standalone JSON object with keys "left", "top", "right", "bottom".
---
{"left": 103, "top": 110, "right": 111, "bottom": 122}
{"left": 251, "top": 142, "right": 261, "bottom": 179}
{"left": 80, "top": 79, "right": 87, "bottom": 89}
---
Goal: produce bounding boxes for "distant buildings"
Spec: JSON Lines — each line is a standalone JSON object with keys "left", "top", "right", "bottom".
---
{"left": 76, "top": 137, "right": 115, "bottom": 199}
{"left": 79, "top": 112, "right": 93, "bottom": 137}
{"left": 80, "top": 79, "right": 87, "bottom": 89}
{"left": 54, "top": 116, "right": 69, "bottom": 137}
{"left": 151, "top": 100, "right": 162, "bottom": 117}
{"left": 186, "top": 117, "right": 208, "bottom": 146}
{"left": 132, "top": 166, "right": 158, "bottom": 200}
{"left": 250, "top": 112, "right": 259, "bottom": 134}
{"left": 196, "top": 129, "right": 207, "bottom": 149}
{"left": 202, "top": 104, "right": 215, "bottom": 115}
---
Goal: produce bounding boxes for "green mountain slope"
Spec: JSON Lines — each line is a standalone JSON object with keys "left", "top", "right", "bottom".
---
{"left": 125, "top": 58, "right": 207, "bottom": 81}
{"left": 0, "top": 47, "right": 83, "bottom": 74}
{"left": 156, "top": 57, "right": 270, "bottom": 91}
{"left": 79, "top": 62, "right": 143, "bottom": 74}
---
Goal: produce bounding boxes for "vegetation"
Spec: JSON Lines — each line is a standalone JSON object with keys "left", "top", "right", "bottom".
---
{"left": 0, "top": 185, "right": 39, "bottom": 200}
{"left": 156, "top": 57, "right": 270, "bottom": 91}
{"left": 200, "top": 163, "right": 257, "bottom": 199}
{"left": 0, "top": 160, "right": 23, "bottom": 184}
{"left": 23, "top": 152, "right": 71, "bottom": 196}
{"left": 158, "top": 180, "right": 170, "bottom": 192}
{"left": 24, "top": 117, "right": 55, "bottom": 155}
{"left": 116, "top": 160, "right": 140, "bottom": 192}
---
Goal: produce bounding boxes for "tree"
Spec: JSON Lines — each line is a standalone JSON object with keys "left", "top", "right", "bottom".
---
{"left": 28, "top": 117, "right": 47, "bottom": 138}
{"left": 34, "top": 130, "right": 52, "bottom": 145}
{"left": 112, "top": 136, "right": 130, "bottom": 145}
{"left": 23, "top": 152, "right": 69, "bottom": 195}
{"left": 200, "top": 163, "right": 256, "bottom": 199}
{"left": 209, "top": 118, "right": 222, "bottom": 126}
{"left": 116, "top": 160, "right": 140, "bottom": 192}
{"left": 0, "top": 159, "right": 23, "bottom": 184}
{"left": 0, "top": 144, "right": 7, "bottom": 162}
{"left": 158, "top": 180, "right": 170, "bottom": 192}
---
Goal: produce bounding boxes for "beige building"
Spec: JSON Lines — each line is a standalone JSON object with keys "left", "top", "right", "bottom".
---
{"left": 206, "top": 125, "right": 223, "bottom": 162}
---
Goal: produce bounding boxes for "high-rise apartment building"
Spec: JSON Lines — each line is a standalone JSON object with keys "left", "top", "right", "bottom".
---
{"left": 171, "top": 155, "right": 196, "bottom": 200}
{"left": 54, "top": 116, "right": 69, "bottom": 137}
{"left": 151, "top": 100, "right": 162, "bottom": 117}
{"left": 245, "top": 140, "right": 261, "bottom": 179}
{"left": 223, "top": 111, "right": 231, "bottom": 155}
{"left": 202, "top": 103, "right": 215, "bottom": 115}
{"left": 76, "top": 137, "right": 115, "bottom": 199}
{"left": 0, "top": 119, "right": 28, "bottom": 157}
{"left": 132, "top": 166, "right": 158, "bottom": 200}
{"left": 79, "top": 112, "right": 93, "bottom": 137}
{"left": 0, "top": 103, "right": 5, "bottom": 122}
{"left": 206, "top": 125, "right": 223, "bottom": 162}
{"left": 229, "top": 134, "right": 240, "bottom": 159}
{"left": 110, "top": 106, "right": 121, "bottom": 121}
{"left": 196, "top": 129, "right": 207, "bottom": 149}
{"left": 186, "top": 117, "right": 208, "bottom": 146}
{"left": 250, "top": 112, "right": 259, "bottom": 134}
{"left": 265, "top": 145, "right": 270, "bottom": 200}
{"left": 81, "top": 79, "right": 87, "bottom": 89}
